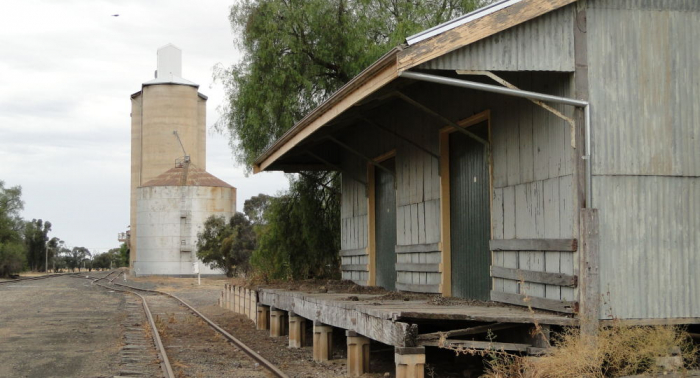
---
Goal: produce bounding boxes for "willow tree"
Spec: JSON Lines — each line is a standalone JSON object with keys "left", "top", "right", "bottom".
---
{"left": 219, "top": 0, "right": 484, "bottom": 279}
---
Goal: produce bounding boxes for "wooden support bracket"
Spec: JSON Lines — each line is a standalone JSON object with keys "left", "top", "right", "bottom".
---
{"left": 394, "top": 91, "right": 489, "bottom": 146}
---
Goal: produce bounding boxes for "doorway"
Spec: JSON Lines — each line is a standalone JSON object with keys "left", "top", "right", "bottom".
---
{"left": 440, "top": 112, "right": 491, "bottom": 300}
{"left": 373, "top": 157, "right": 396, "bottom": 290}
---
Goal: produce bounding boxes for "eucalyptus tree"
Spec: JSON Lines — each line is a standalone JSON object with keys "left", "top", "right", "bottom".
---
{"left": 0, "top": 181, "right": 25, "bottom": 277}
{"left": 196, "top": 213, "right": 255, "bottom": 277}
{"left": 66, "top": 246, "right": 91, "bottom": 272}
{"left": 24, "top": 219, "right": 52, "bottom": 271}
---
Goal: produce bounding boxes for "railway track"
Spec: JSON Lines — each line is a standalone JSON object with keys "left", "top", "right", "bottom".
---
{"left": 81, "top": 272, "right": 287, "bottom": 378}
{"left": 0, "top": 272, "right": 78, "bottom": 285}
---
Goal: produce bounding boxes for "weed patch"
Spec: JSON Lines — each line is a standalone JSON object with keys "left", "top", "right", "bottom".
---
{"left": 480, "top": 325, "right": 697, "bottom": 378}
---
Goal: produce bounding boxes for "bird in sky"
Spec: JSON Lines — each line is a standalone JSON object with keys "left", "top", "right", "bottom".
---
{"left": 112, "top": 14, "right": 119, "bottom": 17}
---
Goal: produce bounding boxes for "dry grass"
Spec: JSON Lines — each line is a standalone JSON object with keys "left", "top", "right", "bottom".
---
{"left": 482, "top": 325, "right": 697, "bottom": 378}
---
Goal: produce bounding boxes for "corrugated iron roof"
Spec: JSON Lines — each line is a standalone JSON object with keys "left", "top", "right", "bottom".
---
{"left": 140, "top": 164, "right": 234, "bottom": 188}
{"left": 405, "top": 0, "right": 524, "bottom": 45}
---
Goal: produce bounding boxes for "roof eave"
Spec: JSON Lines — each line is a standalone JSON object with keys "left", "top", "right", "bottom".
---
{"left": 253, "top": 47, "right": 402, "bottom": 173}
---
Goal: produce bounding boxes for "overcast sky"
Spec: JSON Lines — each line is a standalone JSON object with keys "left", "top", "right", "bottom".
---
{"left": 0, "top": 0, "right": 289, "bottom": 253}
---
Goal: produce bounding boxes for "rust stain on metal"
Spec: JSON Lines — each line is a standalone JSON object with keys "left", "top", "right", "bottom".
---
{"left": 140, "top": 163, "right": 234, "bottom": 188}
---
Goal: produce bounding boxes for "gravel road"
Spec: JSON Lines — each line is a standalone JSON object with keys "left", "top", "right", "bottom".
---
{"left": 0, "top": 275, "right": 126, "bottom": 378}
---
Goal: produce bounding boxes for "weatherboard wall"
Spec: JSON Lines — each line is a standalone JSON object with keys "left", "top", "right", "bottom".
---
{"left": 338, "top": 73, "right": 578, "bottom": 305}
{"left": 586, "top": 0, "right": 700, "bottom": 319}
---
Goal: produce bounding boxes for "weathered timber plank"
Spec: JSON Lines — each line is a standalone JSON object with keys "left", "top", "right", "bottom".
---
{"left": 339, "top": 248, "right": 368, "bottom": 257}
{"left": 543, "top": 177, "right": 562, "bottom": 300}
{"left": 341, "top": 264, "right": 368, "bottom": 272}
{"left": 489, "top": 238, "right": 578, "bottom": 252}
{"left": 395, "top": 242, "right": 440, "bottom": 254}
{"left": 490, "top": 266, "right": 577, "bottom": 287}
{"left": 502, "top": 186, "right": 518, "bottom": 294}
{"left": 420, "top": 339, "right": 530, "bottom": 352}
{"left": 579, "top": 208, "right": 600, "bottom": 336}
{"left": 417, "top": 322, "right": 516, "bottom": 341}
{"left": 395, "top": 282, "right": 441, "bottom": 294}
{"left": 257, "top": 289, "right": 416, "bottom": 347}
{"left": 490, "top": 291, "right": 576, "bottom": 314}
{"left": 395, "top": 263, "right": 440, "bottom": 273}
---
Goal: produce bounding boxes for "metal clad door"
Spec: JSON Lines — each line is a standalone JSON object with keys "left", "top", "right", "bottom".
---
{"left": 375, "top": 158, "right": 396, "bottom": 290}
{"left": 449, "top": 122, "right": 490, "bottom": 300}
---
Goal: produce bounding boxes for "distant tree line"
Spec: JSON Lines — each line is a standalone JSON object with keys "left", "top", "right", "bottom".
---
{"left": 0, "top": 180, "right": 128, "bottom": 278}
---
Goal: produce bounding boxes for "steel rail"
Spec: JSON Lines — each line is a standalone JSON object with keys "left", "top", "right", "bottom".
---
{"left": 0, "top": 273, "right": 78, "bottom": 285}
{"left": 93, "top": 281, "right": 175, "bottom": 378}
{"left": 108, "top": 281, "right": 289, "bottom": 378}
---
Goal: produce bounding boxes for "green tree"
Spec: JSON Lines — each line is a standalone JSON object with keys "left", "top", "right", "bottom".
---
{"left": 0, "top": 181, "right": 25, "bottom": 277}
{"left": 218, "top": 0, "right": 483, "bottom": 281}
{"left": 252, "top": 172, "right": 340, "bottom": 280}
{"left": 24, "top": 219, "right": 52, "bottom": 272}
{"left": 243, "top": 193, "right": 273, "bottom": 225}
{"left": 66, "top": 246, "right": 91, "bottom": 272}
{"left": 92, "top": 252, "right": 111, "bottom": 270}
{"left": 218, "top": 0, "right": 483, "bottom": 166}
{"left": 196, "top": 213, "right": 256, "bottom": 277}
{"left": 46, "top": 237, "right": 66, "bottom": 273}
{"left": 118, "top": 242, "right": 129, "bottom": 267}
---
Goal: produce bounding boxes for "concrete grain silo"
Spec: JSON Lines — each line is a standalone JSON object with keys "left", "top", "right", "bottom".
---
{"left": 128, "top": 44, "right": 236, "bottom": 276}
{"left": 135, "top": 163, "right": 236, "bottom": 276}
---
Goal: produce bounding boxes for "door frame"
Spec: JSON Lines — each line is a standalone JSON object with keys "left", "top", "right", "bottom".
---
{"left": 367, "top": 149, "right": 396, "bottom": 287}
{"left": 439, "top": 110, "right": 493, "bottom": 297}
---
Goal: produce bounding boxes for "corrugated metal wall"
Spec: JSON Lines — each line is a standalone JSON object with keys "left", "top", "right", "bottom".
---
{"left": 449, "top": 123, "right": 491, "bottom": 300}
{"left": 587, "top": 0, "right": 700, "bottom": 319}
{"left": 389, "top": 72, "right": 577, "bottom": 303}
{"left": 419, "top": 5, "right": 575, "bottom": 72}
{"left": 375, "top": 158, "right": 397, "bottom": 290}
{"left": 588, "top": 0, "right": 700, "bottom": 176}
{"left": 594, "top": 176, "right": 700, "bottom": 319}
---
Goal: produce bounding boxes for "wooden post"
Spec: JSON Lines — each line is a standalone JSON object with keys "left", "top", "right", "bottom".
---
{"left": 227, "top": 284, "right": 233, "bottom": 311}
{"left": 288, "top": 312, "right": 307, "bottom": 348}
{"left": 246, "top": 288, "right": 251, "bottom": 317}
{"left": 395, "top": 347, "right": 425, "bottom": 378}
{"left": 222, "top": 284, "right": 226, "bottom": 308}
{"left": 234, "top": 286, "right": 240, "bottom": 313}
{"left": 270, "top": 308, "right": 287, "bottom": 337}
{"left": 346, "top": 331, "right": 370, "bottom": 376}
{"left": 579, "top": 208, "right": 600, "bottom": 338}
{"left": 256, "top": 304, "right": 269, "bottom": 331}
{"left": 313, "top": 321, "right": 333, "bottom": 362}
{"left": 250, "top": 290, "right": 257, "bottom": 322}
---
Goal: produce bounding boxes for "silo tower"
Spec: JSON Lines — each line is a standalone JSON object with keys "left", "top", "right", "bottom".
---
{"left": 129, "top": 44, "right": 208, "bottom": 271}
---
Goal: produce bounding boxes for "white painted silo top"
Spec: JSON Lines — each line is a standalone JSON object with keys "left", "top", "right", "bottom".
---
{"left": 157, "top": 44, "right": 182, "bottom": 79}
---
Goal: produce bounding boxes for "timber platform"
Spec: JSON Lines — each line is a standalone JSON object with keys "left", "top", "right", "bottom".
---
{"left": 220, "top": 284, "right": 575, "bottom": 377}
